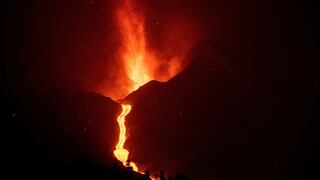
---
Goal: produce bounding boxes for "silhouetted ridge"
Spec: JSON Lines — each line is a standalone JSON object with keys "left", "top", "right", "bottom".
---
{"left": 121, "top": 80, "right": 164, "bottom": 105}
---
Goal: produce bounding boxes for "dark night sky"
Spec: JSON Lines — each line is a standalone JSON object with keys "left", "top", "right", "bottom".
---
{"left": 1, "top": 0, "right": 318, "bottom": 179}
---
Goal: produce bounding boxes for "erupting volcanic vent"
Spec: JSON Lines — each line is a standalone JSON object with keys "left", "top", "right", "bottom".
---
{"left": 105, "top": 0, "right": 198, "bottom": 174}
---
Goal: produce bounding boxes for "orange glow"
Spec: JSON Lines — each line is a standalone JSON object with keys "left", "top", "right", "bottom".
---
{"left": 100, "top": 0, "right": 198, "bottom": 100}
{"left": 116, "top": 0, "right": 151, "bottom": 93}
{"left": 110, "top": 0, "right": 198, "bottom": 176}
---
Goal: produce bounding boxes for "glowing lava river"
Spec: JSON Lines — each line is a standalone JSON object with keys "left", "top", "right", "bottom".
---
{"left": 113, "top": 104, "right": 139, "bottom": 171}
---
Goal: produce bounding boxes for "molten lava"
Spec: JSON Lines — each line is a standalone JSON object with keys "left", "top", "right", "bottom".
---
{"left": 113, "top": 104, "right": 139, "bottom": 171}
{"left": 110, "top": 0, "right": 198, "bottom": 175}
{"left": 113, "top": 104, "right": 131, "bottom": 163}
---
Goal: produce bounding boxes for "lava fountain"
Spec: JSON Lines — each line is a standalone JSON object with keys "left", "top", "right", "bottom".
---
{"left": 109, "top": 0, "right": 198, "bottom": 174}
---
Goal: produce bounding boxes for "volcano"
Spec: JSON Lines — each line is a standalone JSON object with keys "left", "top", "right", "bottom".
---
{"left": 2, "top": 45, "right": 250, "bottom": 179}
{"left": 2, "top": 0, "right": 317, "bottom": 179}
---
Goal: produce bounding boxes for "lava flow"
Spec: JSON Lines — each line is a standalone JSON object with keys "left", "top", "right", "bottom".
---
{"left": 110, "top": 0, "right": 197, "bottom": 174}
{"left": 113, "top": 104, "right": 139, "bottom": 171}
